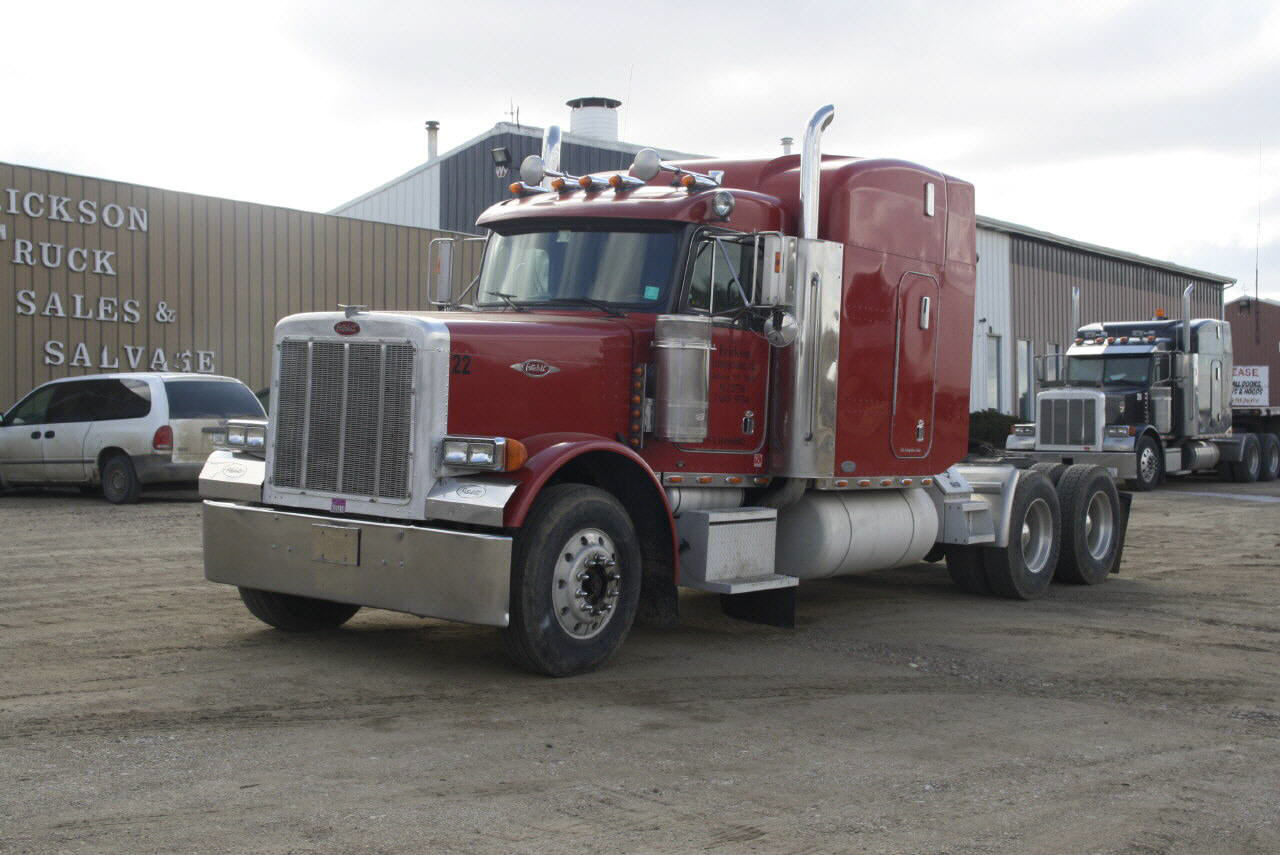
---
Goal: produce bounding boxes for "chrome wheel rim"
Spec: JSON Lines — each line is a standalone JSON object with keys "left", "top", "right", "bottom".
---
{"left": 1138, "top": 446, "right": 1158, "bottom": 482}
{"left": 551, "top": 528, "right": 620, "bottom": 640}
{"left": 1268, "top": 445, "right": 1280, "bottom": 477}
{"left": 1021, "top": 498, "right": 1053, "bottom": 574}
{"left": 1084, "top": 490, "right": 1115, "bottom": 561}
{"left": 1246, "top": 446, "right": 1260, "bottom": 478}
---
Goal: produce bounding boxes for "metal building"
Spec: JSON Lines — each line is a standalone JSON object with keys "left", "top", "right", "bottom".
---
{"left": 331, "top": 98, "right": 702, "bottom": 234}
{"left": 0, "top": 161, "right": 472, "bottom": 408}
{"left": 1225, "top": 295, "right": 1280, "bottom": 408}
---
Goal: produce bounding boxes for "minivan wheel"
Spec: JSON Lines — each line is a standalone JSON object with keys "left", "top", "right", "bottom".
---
{"left": 101, "top": 454, "right": 142, "bottom": 504}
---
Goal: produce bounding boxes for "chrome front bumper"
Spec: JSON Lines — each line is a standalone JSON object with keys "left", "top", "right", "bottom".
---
{"left": 202, "top": 500, "right": 513, "bottom": 627}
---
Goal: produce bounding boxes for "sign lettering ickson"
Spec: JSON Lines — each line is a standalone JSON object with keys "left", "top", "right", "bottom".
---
{"left": 1231, "top": 365, "right": 1269, "bottom": 407}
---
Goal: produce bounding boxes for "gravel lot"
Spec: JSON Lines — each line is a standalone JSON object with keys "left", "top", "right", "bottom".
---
{"left": 2, "top": 479, "right": 1278, "bottom": 854}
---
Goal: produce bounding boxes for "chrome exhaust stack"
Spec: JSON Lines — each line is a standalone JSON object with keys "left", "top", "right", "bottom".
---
{"left": 800, "top": 105, "right": 835, "bottom": 240}
{"left": 1071, "top": 286, "right": 1081, "bottom": 340}
{"left": 1182, "top": 283, "right": 1194, "bottom": 351}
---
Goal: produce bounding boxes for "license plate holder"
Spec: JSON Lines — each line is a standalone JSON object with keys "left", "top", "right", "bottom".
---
{"left": 312, "top": 524, "right": 360, "bottom": 566}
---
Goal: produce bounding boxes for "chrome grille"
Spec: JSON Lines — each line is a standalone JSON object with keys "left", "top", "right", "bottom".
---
{"left": 272, "top": 339, "right": 415, "bottom": 500}
{"left": 1039, "top": 397, "right": 1097, "bottom": 446}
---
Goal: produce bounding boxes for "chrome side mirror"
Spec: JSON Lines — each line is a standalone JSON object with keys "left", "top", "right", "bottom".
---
{"left": 763, "top": 309, "right": 798, "bottom": 347}
{"left": 519, "top": 155, "right": 546, "bottom": 187}
{"left": 428, "top": 238, "right": 454, "bottom": 305}
{"left": 631, "top": 148, "right": 662, "bottom": 181}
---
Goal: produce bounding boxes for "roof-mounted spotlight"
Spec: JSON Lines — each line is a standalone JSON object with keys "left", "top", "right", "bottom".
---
{"left": 509, "top": 155, "right": 553, "bottom": 196}
{"left": 709, "top": 190, "right": 735, "bottom": 221}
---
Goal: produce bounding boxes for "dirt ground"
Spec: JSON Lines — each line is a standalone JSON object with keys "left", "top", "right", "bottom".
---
{"left": 2, "top": 477, "right": 1278, "bottom": 854}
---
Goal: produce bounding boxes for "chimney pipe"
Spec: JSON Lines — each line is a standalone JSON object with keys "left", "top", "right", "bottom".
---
{"left": 425, "top": 120, "right": 440, "bottom": 161}
{"left": 781, "top": 136, "right": 794, "bottom": 155}
{"left": 800, "top": 105, "right": 835, "bottom": 241}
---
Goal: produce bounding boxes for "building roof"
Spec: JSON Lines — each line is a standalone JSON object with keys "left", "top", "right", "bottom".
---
{"left": 1227, "top": 294, "right": 1280, "bottom": 310}
{"left": 331, "top": 122, "right": 706, "bottom": 215}
{"left": 977, "top": 215, "right": 1235, "bottom": 286}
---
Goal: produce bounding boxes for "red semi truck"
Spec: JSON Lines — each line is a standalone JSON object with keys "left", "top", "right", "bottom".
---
{"left": 200, "top": 106, "right": 1130, "bottom": 675}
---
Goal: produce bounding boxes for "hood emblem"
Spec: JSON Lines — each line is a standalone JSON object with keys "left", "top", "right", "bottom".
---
{"left": 511, "top": 359, "right": 560, "bottom": 378}
{"left": 334, "top": 320, "right": 360, "bottom": 336}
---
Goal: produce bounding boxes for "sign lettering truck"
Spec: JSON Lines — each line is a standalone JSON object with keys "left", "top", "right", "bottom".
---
{"left": 200, "top": 107, "right": 1132, "bottom": 675}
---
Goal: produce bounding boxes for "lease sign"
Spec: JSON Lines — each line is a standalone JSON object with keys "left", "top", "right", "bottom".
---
{"left": 1231, "top": 365, "right": 1269, "bottom": 406}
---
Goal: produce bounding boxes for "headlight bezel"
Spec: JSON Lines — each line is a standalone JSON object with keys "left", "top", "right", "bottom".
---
{"left": 440, "top": 435, "right": 527, "bottom": 472}
{"left": 212, "top": 419, "right": 268, "bottom": 457}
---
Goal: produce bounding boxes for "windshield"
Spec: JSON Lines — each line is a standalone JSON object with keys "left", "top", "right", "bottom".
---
{"left": 164, "top": 380, "right": 266, "bottom": 419}
{"left": 1065, "top": 356, "right": 1152, "bottom": 386}
{"left": 476, "top": 226, "right": 677, "bottom": 309}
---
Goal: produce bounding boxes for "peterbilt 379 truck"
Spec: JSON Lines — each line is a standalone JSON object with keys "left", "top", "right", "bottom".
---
{"left": 200, "top": 106, "right": 1130, "bottom": 676}
{"left": 1006, "top": 287, "right": 1280, "bottom": 489}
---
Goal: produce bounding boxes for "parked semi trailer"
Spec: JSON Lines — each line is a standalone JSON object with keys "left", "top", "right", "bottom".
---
{"left": 200, "top": 106, "right": 1130, "bottom": 675}
{"left": 1006, "top": 288, "right": 1280, "bottom": 489}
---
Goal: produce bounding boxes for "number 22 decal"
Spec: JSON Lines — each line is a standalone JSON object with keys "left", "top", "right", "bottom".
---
{"left": 451, "top": 354, "right": 471, "bottom": 375}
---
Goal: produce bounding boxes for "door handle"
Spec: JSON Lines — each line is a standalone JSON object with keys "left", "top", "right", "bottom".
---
{"left": 30, "top": 431, "right": 40, "bottom": 439}
{"left": 44, "top": 430, "right": 55, "bottom": 439}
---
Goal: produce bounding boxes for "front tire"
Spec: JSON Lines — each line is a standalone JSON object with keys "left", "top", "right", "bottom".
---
{"left": 238, "top": 587, "right": 360, "bottom": 631}
{"left": 1127, "top": 435, "right": 1163, "bottom": 492}
{"left": 502, "top": 484, "right": 642, "bottom": 676}
{"left": 101, "top": 454, "right": 142, "bottom": 504}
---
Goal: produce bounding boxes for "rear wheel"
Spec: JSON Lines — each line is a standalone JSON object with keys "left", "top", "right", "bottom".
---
{"left": 1256, "top": 434, "right": 1279, "bottom": 482}
{"left": 982, "top": 471, "right": 1061, "bottom": 600}
{"left": 502, "top": 484, "right": 642, "bottom": 676}
{"left": 1054, "top": 465, "right": 1120, "bottom": 585}
{"left": 1030, "top": 461, "right": 1067, "bottom": 486}
{"left": 101, "top": 454, "right": 141, "bottom": 504}
{"left": 238, "top": 587, "right": 360, "bottom": 631}
{"left": 1127, "top": 435, "right": 1163, "bottom": 492}
{"left": 1231, "top": 434, "right": 1262, "bottom": 483}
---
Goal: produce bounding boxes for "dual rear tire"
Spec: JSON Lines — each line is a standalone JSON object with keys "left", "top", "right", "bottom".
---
{"left": 945, "top": 464, "right": 1121, "bottom": 599}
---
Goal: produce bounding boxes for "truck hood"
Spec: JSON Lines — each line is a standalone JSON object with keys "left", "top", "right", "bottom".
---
{"left": 442, "top": 312, "right": 637, "bottom": 441}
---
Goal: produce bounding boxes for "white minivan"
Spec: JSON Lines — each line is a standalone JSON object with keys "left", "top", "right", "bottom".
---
{"left": 0, "top": 373, "right": 265, "bottom": 503}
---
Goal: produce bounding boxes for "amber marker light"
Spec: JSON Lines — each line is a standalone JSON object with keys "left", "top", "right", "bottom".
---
{"left": 503, "top": 438, "right": 528, "bottom": 471}
{"left": 609, "top": 174, "right": 622, "bottom": 187}
{"left": 857, "top": 479, "right": 871, "bottom": 487}
{"left": 668, "top": 475, "right": 683, "bottom": 484}
{"left": 880, "top": 478, "right": 893, "bottom": 487}
{"left": 508, "top": 182, "right": 523, "bottom": 195}
{"left": 725, "top": 476, "right": 743, "bottom": 485}
{"left": 921, "top": 478, "right": 933, "bottom": 487}
{"left": 550, "top": 177, "right": 567, "bottom": 191}
{"left": 680, "top": 174, "right": 696, "bottom": 188}
{"left": 697, "top": 476, "right": 713, "bottom": 484}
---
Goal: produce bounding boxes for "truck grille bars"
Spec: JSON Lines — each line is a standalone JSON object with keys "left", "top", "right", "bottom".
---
{"left": 1039, "top": 397, "right": 1098, "bottom": 447}
{"left": 272, "top": 340, "right": 415, "bottom": 500}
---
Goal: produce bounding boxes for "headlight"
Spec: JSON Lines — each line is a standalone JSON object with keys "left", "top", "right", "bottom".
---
{"left": 1011, "top": 424, "right": 1035, "bottom": 436}
{"left": 214, "top": 419, "right": 268, "bottom": 456}
{"left": 1105, "top": 425, "right": 1136, "bottom": 438}
{"left": 710, "top": 191, "right": 735, "bottom": 220}
{"left": 441, "top": 435, "right": 527, "bottom": 472}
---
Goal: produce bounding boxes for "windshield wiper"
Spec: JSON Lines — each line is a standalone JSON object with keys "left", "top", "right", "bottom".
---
{"left": 528, "top": 297, "right": 626, "bottom": 318}
{"left": 483, "top": 291, "right": 528, "bottom": 312}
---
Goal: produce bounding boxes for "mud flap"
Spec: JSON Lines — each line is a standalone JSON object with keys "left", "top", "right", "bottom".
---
{"left": 719, "top": 587, "right": 796, "bottom": 629}
{"left": 1111, "top": 492, "right": 1133, "bottom": 574}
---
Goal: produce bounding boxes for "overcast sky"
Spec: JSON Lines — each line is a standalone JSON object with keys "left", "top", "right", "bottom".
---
{"left": 3, "top": 0, "right": 1276, "bottom": 298}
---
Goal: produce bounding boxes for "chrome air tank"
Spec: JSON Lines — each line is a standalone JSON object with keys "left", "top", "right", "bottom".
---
{"left": 775, "top": 488, "right": 938, "bottom": 579}
{"left": 653, "top": 314, "right": 713, "bottom": 443}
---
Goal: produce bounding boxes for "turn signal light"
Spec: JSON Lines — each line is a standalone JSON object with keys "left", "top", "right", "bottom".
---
{"left": 680, "top": 174, "right": 696, "bottom": 188}
{"left": 152, "top": 425, "right": 173, "bottom": 451}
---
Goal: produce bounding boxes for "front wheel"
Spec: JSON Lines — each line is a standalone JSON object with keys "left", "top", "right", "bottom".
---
{"left": 502, "top": 484, "right": 642, "bottom": 676}
{"left": 1127, "top": 435, "right": 1163, "bottom": 492}
{"left": 238, "top": 587, "right": 360, "bottom": 631}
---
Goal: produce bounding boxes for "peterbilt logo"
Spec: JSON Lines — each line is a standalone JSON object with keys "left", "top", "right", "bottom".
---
{"left": 334, "top": 320, "right": 360, "bottom": 336}
{"left": 510, "top": 359, "right": 560, "bottom": 378}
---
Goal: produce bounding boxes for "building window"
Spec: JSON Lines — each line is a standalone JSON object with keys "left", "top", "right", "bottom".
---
{"left": 986, "top": 335, "right": 1002, "bottom": 412}
{"left": 1016, "top": 339, "right": 1032, "bottom": 420}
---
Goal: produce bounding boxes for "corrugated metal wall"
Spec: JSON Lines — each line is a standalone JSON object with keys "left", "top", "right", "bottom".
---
{"left": 331, "top": 162, "right": 442, "bottom": 230}
{"left": 1, "top": 162, "right": 481, "bottom": 408}
{"left": 1008, "top": 235, "right": 1224, "bottom": 415}
{"left": 971, "top": 227, "right": 1012, "bottom": 412}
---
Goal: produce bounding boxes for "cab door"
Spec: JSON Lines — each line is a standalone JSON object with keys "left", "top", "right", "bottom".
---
{"left": 0, "top": 384, "right": 56, "bottom": 483}
{"left": 890, "top": 272, "right": 940, "bottom": 458}
{"left": 682, "top": 233, "right": 768, "bottom": 456}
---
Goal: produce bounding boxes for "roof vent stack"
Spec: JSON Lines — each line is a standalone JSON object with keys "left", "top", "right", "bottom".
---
{"left": 425, "top": 120, "right": 440, "bottom": 161}
{"left": 567, "top": 97, "right": 621, "bottom": 141}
